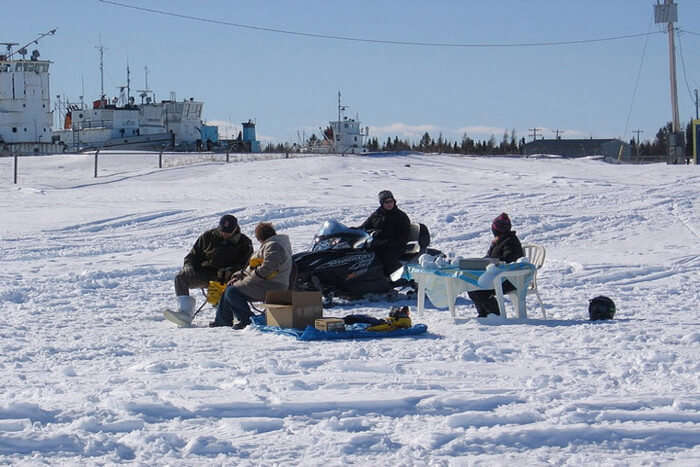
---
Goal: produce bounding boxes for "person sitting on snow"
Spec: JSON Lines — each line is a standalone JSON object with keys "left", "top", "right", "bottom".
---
{"left": 210, "top": 222, "right": 293, "bottom": 329}
{"left": 468, "top": 213, "right": 524, "bottom": 317}
{"left": 358, "top": 190, "right": 411, "bottom": 277}
{"left": 169, "top": 215, "right": 253, "bottom": 325}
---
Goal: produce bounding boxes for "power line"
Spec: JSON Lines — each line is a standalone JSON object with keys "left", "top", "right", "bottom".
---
{"left": 677, "top": 30, "right": 699, "bottom": 98}
{"left": 99, "top": 0, "right": 665, "bottom": 48}
{"left": 623, "top": 17, "right": 653, "bottom": 142}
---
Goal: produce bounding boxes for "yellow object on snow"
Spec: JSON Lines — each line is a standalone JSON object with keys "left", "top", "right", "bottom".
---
{"left": 366, "top": 316, "right": 412, "bottom": 332}
{"left": 207, "top": 281, "right": 227, "bottom": 305}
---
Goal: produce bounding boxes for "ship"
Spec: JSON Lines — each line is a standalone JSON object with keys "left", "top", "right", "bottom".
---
{"left": 52, "top": 88, "right": 206, "bottom": 152}
{"left": 0, "top": 31, "right": 65, "bottom": 154}
{"left": 328, "top": 91, "right": 368, "bottom": 154}
{"left": 52, "top": 54, "right": 206, "bottom": 151}
{"left": 311, "top": 91, "right": 368, "bottom": 154}
{"left": 1, "top": 31, "right": 208, "bottom": 154}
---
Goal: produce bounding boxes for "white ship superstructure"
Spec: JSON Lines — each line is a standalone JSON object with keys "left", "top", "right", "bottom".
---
{"left": 53, "top": 77, "right": 205, "bottom": 150}
{"left": 0, "top": 31, "right": 64, "bottom": 153}
{"left": 329, "top": 91, "right": 367, "bottom": 154}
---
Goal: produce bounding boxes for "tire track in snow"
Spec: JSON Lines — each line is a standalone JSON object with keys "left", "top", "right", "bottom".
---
{"left": 672, "top": 199, "right": 700, "bottom": 240}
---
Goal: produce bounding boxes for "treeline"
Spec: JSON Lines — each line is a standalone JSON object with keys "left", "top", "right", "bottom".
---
{"left": 262, "top": 130, "right": 526, "bottom": 154}
{"left": 261, "top": 120, "right": 697, "bottom": 155}
{"left": 632, "top": 121, "right": 696, "bottom": 157}
{"left": 365, "top": 130, "right": 524, "bottom": 154}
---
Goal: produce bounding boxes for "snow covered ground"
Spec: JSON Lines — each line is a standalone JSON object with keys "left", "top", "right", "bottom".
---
{"left": 1, "top": 152, "right": 699, "bottom": 465}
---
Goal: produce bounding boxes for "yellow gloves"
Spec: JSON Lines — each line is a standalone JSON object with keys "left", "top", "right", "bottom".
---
{"left": 249, "top": 257, "right": 263, "bottom": 268}
{"left": 206, "top": 281, "right": 227, "bottom": 305}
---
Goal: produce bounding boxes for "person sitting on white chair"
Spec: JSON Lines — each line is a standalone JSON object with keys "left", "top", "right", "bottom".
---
{"left": 468, "top": 213, "right": 524, "bottom": 317}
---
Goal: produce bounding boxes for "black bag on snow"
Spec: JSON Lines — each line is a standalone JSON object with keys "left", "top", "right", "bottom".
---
{"left": 589, "top": 296, "right": 616, "bottom": 321}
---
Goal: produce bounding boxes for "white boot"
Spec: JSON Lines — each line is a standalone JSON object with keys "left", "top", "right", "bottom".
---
{"left": 164, "top": 296, "right": 196, "bottom": 327}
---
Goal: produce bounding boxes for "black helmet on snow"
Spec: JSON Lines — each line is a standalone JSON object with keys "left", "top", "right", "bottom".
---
{"left": 589, "top": 296, "right": 616, "bottom": 320}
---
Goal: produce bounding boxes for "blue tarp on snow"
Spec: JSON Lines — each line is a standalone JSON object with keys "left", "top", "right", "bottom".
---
{"left": 251, "top": 315, "right": 428, "bottom": 341}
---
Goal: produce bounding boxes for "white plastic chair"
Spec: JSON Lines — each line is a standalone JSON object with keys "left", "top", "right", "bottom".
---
{"left": 492, "top": 266, "right": 535, "bottom": 319}
{"left": 520, "top": 244, "right": 547, "bottom": 318}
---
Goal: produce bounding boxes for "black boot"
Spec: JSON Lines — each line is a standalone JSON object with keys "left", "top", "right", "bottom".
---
{"left": 232, "top": 320, "right": 250, "bottom": 330}
{"left": 209, "top": 321, "right": 231, "bottom": 328}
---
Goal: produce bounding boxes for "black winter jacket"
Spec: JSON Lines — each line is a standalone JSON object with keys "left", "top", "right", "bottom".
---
{"left": 360, "top": 205, "right": 411, "bottom": 251}
{"left": 487, "top": 230, "right": 524, "bottom": 263}
{"left": 184, "top": 228, "right": 253, "bottom": 279}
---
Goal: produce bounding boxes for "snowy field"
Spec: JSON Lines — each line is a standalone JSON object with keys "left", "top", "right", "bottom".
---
{"left": 1, "top": 152, "right": 699, "bottom": 465}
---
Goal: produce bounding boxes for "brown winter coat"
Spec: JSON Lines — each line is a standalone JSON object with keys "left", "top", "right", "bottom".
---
{"left": 230, "top": 234, "right": 293, "bottom": 301}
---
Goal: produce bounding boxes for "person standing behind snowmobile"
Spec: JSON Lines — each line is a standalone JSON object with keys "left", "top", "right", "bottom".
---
{"left": 359, "top": 190, "right": 411, "bottom": 276}
{"left": 468, "top": 213, "right": 524, "bottom": 317}
{"left": 210, "top": 222, "right": 293, "bottom": 329}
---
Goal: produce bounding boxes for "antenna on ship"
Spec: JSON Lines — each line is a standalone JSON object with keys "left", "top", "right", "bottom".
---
{"left": 5, "top": 29, "right": 56, "bottom": 60}
{"left": 337, "top": 90, "right": 348, "bottom": 122}
{"left": 0, "top": 42, "right": 19, "bottom": 60}
{"left": 80, "top": 75, "right": 85, "bottom": 110}
{"left": 95, "top": 36, "right": 107, "bottom": 100}
{"left": 137, "top": 65, "right": 152, "bottom": 104}
{"left": 126, "top": 62, "right": 131, "bottom": 105}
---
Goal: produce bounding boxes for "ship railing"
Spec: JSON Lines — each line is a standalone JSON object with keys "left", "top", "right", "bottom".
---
{"left": 73, "top": 119, "right": 114, "bottom": 130}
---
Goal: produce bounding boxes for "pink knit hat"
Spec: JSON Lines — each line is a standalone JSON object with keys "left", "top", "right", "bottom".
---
{"left": 491, "top": 213, "right": 511, "bottom": 234}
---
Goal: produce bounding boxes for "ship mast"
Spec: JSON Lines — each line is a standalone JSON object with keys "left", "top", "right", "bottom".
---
{"left": 137, "top": 65, "right": 153, "bottom": 104}
{"left": 95, "top": 39, "right": 106, "bottom": 99}
{"left": 127, "top": 63, "right": 131, "bottom": 105}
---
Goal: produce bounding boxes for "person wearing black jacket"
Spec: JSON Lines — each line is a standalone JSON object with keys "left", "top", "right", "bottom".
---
{"left": 174, "top": 215, "right": 253, "bottom": 297}
{"left": 359, "top": 190, "right": 411, "bottom": 276}
{"left": 468, "top": 213, "right": 524, "bottom": 317}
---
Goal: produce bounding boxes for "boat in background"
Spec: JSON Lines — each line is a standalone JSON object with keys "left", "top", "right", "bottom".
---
{"left": 52, "top": 62, "right": 205, "bottom": 151}
{"left": 308, "top": 91, "right": 368, "bottom": 154}
{"left": 1, "top": 31, "right": 207, "bottom": 154}
{"left": 0, "top": 31, "right": 66, "bottom": 154}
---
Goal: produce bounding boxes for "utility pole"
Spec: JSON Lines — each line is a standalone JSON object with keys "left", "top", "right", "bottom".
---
{"left": 553, "top": 129, "right": 564, "bottom": 139}
{"left": 529, "top": 128, "right": 541, "bottom": 142}
{"left": 695, "top": 89, "right": 698, "bottom": 120}
{"left": 633, "top": 129, "right": 644, "bottom": 160}
{"left": 655, "top": 0, "right": 684, "bottom": 164}
{"left": 633, "top": 129, "right": 644, "bottom": 144}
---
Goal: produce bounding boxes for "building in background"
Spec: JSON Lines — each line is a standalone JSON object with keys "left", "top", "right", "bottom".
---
{"left": 522, "top": 138, "right": 631, "bottom": 160}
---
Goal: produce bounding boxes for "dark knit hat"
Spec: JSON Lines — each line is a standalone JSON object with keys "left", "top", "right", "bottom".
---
{"left": 219, "top": 214, "right": 238, "bottom": 233}
{"left": 378, "top": 190, "right": 395, "bottom": 204}
{"left": 491, "top": 213, "right": 511, "bottom": 234}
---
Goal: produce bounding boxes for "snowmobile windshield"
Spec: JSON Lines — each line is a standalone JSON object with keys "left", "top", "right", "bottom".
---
{"left": 312, "top": 219, "right": 370, "bottom": 252}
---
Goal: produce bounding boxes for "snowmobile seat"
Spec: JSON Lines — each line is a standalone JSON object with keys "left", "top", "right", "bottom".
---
{"left": 403, "top": 223, "right": 431, "bottom": 258}
{"left": 404, "top": 223, "right": 422, "bottom": 255}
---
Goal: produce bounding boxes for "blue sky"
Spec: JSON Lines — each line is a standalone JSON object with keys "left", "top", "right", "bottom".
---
{"left": 5, "top": 0, "right": 700, "bottom": 145}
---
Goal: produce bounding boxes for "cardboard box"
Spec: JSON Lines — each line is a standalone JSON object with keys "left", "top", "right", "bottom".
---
{"left": 315, "top": 318, "right": 345, "bottom": 332}
{"left": 264, "top": 290, "right": 323, "bottom": 329}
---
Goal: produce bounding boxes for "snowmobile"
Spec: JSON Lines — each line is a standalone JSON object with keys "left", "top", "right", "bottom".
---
{"left": 292, "top": 219, "right": 441, "bottom": 300}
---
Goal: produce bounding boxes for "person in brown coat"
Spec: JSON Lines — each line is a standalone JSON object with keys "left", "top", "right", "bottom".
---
{"left": 211, "top": 222, "right": 293, "bottom": 329}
